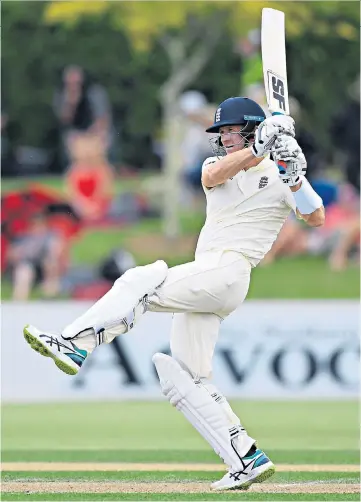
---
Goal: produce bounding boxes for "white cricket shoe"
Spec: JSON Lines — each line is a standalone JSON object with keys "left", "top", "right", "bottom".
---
{"left": 23, "top": 324, "right": 87, "bottom": 376}
{"left": 211, "top": 448, "right": 275, "bottom": 491}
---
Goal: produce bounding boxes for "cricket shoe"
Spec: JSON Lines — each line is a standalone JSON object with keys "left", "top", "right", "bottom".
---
{"left": 23, "top": 324, "right": 87, "bottom": 376}
{"left": 211, "top": 448, "right": 275, "bottom": 491}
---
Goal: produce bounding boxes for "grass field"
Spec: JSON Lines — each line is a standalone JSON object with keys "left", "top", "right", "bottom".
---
{"left": 1, "top": 400, "right": 359, "bottom": 501}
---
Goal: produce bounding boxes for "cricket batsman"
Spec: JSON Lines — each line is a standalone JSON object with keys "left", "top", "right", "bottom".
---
{"left": 23, "top": 97, "right": 325, "bottom": 490}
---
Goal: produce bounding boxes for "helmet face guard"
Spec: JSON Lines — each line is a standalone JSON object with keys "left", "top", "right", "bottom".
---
{"left": 209, "top": 120, "right": 259, "bottom": 158}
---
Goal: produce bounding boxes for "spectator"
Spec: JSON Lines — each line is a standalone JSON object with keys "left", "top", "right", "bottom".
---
{"left": 261, "top": 182, "right": 360, "bottom": 269}
{"left": 1, "top": 107, "right": 19, "bottom": 177}
{"left": 179, "top": 91, "right": 215, "bottom": 192}
{"left": 65, "top": 133, "right": 115, "bottom": 222}
{"left": 287, "top": 97, "right": 324, "bottom": 180}
{"left": 236, "top": 29, "right": 263, "bottom": 93}
{"left": 53, "top": 65, "right": 115, "bottom": 167}
{"left": 99, "top": 248, "right": 136, "bottom": 284}
{"left": 331, "top": 75, "right": 360, "bottom": 192}
{"left": 329, "top": 216, "right": 360, "bottom": 271}
{"left": 6, "top": 212, "right": 67, "bottom": 300}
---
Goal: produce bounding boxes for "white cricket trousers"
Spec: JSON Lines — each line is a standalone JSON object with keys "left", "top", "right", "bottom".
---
{"left": 147, "top": 250, "right": 251, "bottom": 379}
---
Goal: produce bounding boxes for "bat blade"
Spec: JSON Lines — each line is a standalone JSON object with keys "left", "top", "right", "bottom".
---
{"left": 261, "top": 8, "right": 289, "bottom": 115}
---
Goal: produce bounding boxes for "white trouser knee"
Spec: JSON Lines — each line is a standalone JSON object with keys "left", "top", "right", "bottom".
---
{"left": 62, "top": 260, "right": 168, "bottom": 342}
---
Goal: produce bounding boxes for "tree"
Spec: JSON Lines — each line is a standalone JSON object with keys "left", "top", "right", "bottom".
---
{"left": 44, "top": 1, "right": 359, "bottom": 237}
{"left": 44, "top": 2, "right": 262, "bottom": 237}
{"left": 3, "top": 2, "right": 358, "bottom": 230}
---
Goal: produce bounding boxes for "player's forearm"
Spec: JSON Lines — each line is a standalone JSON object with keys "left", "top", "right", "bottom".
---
{"left": 291, "top": 178, "right": 325, "bottom": 227}
{"left": 202, "top": 148, "right": 263, "bottom": 188}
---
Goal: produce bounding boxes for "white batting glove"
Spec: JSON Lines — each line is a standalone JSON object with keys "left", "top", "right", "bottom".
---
{"left": 251, "top": 115, "right": 295, "bottom": 158}
{"left": 272, "top": 135, "right": 307, "bottom": 186}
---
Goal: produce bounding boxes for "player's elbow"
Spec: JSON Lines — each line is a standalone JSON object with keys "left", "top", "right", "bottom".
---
{"left": 201, "top": 171, "right": 215, "bottom": 189}
{"left": 308, "top": 218, "right": 324, "bottom": 228}
{"left": 306, "top": 210, "right": 325, "bottom": 227}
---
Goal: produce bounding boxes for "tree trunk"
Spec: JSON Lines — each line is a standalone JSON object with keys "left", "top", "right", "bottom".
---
{"left": 159, "top": 20, "right": 223, "bottom": 239}
{"left": 160, "top": 91, "right": 182, "bottom": 239}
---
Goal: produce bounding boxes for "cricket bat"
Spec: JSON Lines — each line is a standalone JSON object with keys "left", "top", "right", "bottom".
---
{"left": 261, "top": 7, "right": 290, "bottom": 172}
{"left": 261, "top": 8, "right": 289, "bottom": 116}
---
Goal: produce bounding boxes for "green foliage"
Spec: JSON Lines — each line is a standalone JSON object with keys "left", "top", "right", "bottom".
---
{"left": 286, "top": 4, "right": 360, "bottom": 150}
{"left": 45, "top": 1, "right": 231, "bottom": 50}
{"left": 2, "top": 2, "right": 238, "bottom": 165}
{"left": 2, "top": 1, "right": 359, "bottom": 164}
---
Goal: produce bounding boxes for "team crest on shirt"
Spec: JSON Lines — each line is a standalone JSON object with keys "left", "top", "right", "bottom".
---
{"left": 258, "top": 176, "right": 269, "bottom": 189}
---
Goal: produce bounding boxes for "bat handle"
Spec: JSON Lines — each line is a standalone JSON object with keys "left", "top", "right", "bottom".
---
{"left": 271, "top": 111, "right": 289, "bottom": 174}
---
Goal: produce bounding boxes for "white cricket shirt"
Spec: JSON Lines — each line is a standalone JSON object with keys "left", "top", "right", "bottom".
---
{"left": 195, "top": 156, "right": 296, "bottom": 267}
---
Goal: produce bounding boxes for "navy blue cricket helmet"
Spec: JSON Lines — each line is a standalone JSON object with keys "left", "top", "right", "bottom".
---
{"left": 206, "top": 97, "right": 266, "bottom": 134}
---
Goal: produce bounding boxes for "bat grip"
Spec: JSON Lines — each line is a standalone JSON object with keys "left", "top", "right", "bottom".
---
{"left": 276, "top": 159, "right": 287, "bottom": 175}
{"left": 271, "top": 111, "right": 289, "bottom": 174}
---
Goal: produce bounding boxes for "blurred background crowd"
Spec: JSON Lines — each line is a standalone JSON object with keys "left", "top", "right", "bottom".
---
{"left": 1, "top": 1, "right": 360, "bottom": 301}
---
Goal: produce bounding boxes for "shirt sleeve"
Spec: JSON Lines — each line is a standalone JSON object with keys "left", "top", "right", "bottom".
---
{"left": 201, "top": 156, "right": 219, "bottom": 192}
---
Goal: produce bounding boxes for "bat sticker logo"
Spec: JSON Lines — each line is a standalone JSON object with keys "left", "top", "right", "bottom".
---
{"left": 267, "top": 71, "right": 286, "bottom": 112}
{"left": 272, "top": 76, "right": 286, "bottom": 111}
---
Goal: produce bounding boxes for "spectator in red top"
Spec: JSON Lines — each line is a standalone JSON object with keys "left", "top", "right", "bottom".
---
{"left": 65, "top": 133, "right": 115, "bottom": 222}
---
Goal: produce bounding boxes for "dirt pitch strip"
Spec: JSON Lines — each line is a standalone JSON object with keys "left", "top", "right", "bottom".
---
{"left": 1, "top": 481, "right": 360, "bottom": 494}
{"left": 2, "top": 462, "right": 359, "bottom": 472}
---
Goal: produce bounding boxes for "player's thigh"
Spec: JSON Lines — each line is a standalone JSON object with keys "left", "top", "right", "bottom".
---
{"left": 147, "top": 259, "right": 212, "bottom": 313}
{"left": 170, "top": 312, "right": 221, "bottom": 379}
{"left": 148, "top": 257, "right": 250, "bottom": 315}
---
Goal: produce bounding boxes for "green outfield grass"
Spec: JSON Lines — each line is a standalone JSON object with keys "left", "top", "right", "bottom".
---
{"left": 1, "top": 236, "right": 359, "bottom": 300}
{"left": 1, "top": 401, "right": 359, "bottom": 500}
{"left": 3, "top": 471, "right": 359, "bottom": 483}
{"left": 2, "top": 400, "right": 359, "bottom": 453}
{"left": 2, "top": 448, "right": 358, "bottom": 464}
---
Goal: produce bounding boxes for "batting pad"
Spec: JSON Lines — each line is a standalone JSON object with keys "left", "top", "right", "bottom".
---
{"left": 153, "top": 353, "right": 254, "bottom": 470}
{"left": 201, "top": 380, "right": 242, "bottom": 427}
{"left": 62, "top": 260, "right": 168, "bottom": 340}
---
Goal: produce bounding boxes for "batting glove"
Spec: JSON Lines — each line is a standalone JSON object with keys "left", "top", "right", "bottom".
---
{"left": 251, "top": 115, "right": 295, "bottom": 158}
{"left": 272, "top": 135, "right": 307, "bottom": 186}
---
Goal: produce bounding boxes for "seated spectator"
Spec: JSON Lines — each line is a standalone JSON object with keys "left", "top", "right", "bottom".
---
{"left": 329, "top": 216, "right": 360, "bottom": 271}
{"left": 6, "top": 212, "right": 67, "bottom": 300}
{"left": 179, "top": 91, "right": 215, "bottom": 192}
{"left": 65, "top": 133, "right": 115, "bottom": 222}
{"left": 53, "top": 65, "right": 115, "bottom": 167}
{"left": 262, "top": 182, "right": 360, "bottom": 269}
{"left": 99, "top": 248, "right": 136, "bottom": 284}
